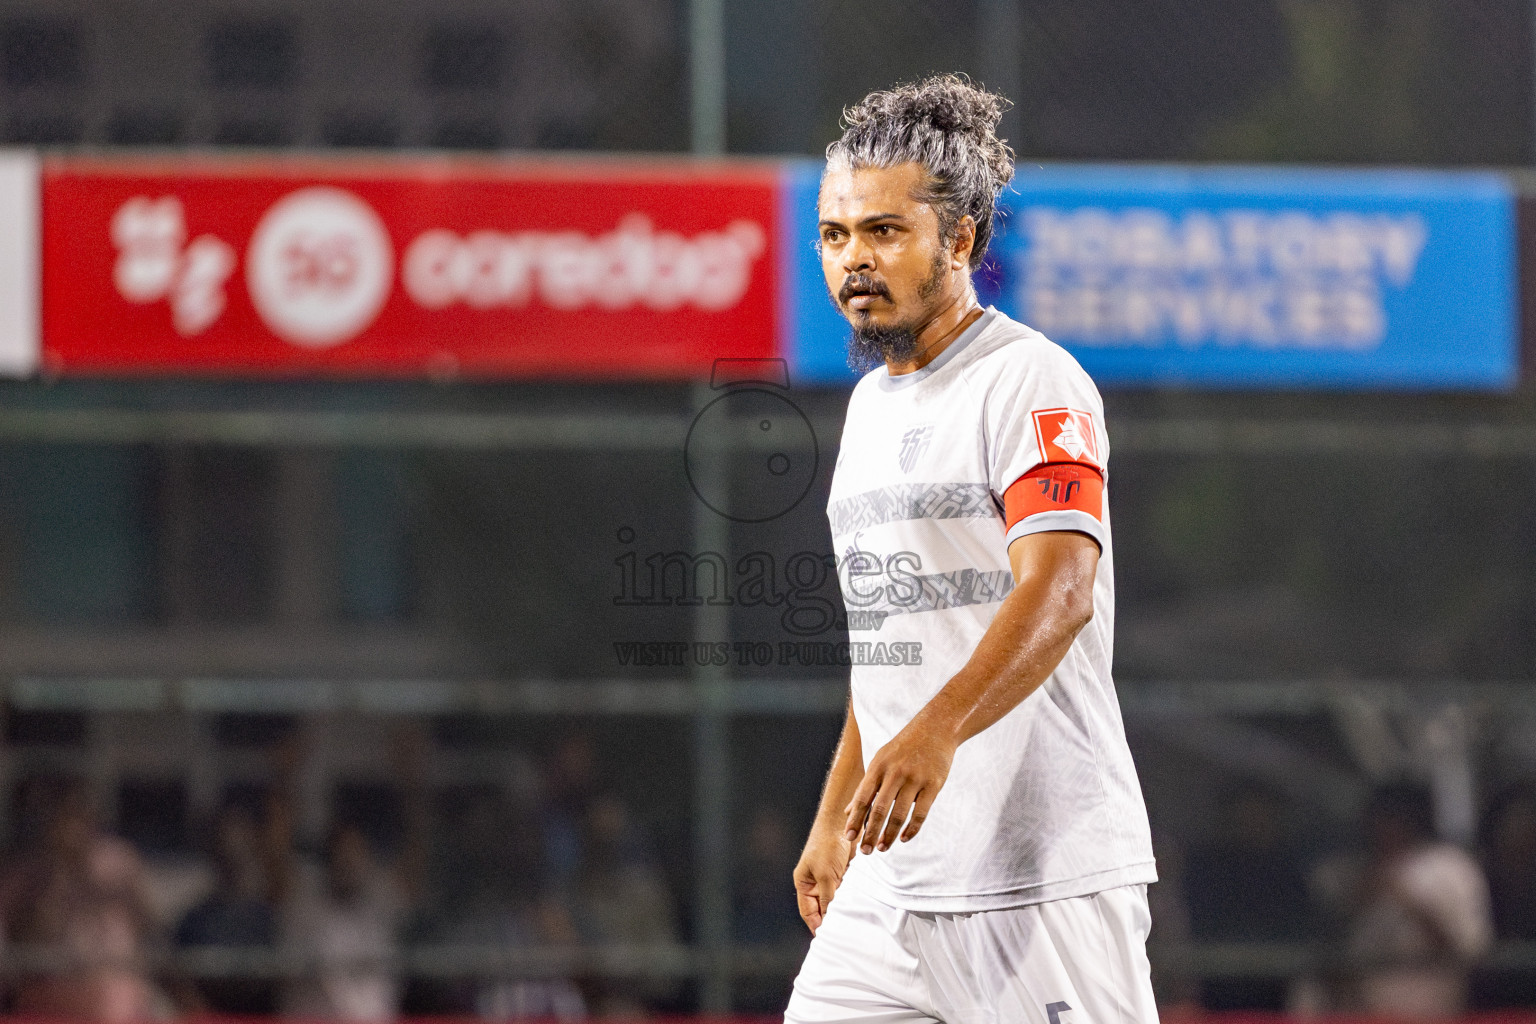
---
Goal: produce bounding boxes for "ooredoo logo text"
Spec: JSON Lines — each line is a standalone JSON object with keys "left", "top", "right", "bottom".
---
{"left": 109, "top": 188, "right": 768, "bottom": 347}
{"left": 402, "top": 215, "right": 764, "bottom": 312}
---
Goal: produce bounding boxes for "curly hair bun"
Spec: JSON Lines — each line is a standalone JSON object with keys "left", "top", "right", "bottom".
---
{"left": 828, "top": 74, "right": 1015, "bottom": 267}
{"left": 852, "top": 74, "right": 1004, "bottom": 137}
{"left": 841, "top": 74, "right": 1013, "bottom": 191}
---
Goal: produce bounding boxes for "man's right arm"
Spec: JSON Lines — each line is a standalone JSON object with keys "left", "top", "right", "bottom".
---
{"left": 793, "top": 699, "right": 863, "bottom": 934}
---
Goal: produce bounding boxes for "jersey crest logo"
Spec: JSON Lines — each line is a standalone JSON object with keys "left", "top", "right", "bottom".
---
{"left": 1032, "top": 408, "right": 1099, "bottom": 467}
{"left": 897, "top": 425, "right": 934, "bottom": 474}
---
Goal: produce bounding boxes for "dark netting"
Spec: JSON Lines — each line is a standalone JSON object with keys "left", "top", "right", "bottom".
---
{"left": 0, "top": 0, "right": 689, "bottom": 152}
{"left": 0, "top": 0, "right": 1527, "bottom": 161}
{"left": 730, "top": 0, "right": 1533, "bottom": 165}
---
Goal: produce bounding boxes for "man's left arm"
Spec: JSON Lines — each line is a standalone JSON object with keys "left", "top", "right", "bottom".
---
{"left": 843, "top": 530, "right": 1100, "bottom": 855}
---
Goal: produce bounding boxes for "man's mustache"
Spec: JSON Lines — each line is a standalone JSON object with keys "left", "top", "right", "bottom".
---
{"left": 839, "top": 274, "right": 891, "bottom": 304}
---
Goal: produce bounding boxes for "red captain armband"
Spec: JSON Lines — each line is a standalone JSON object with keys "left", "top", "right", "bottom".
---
{"left": 1003, "top": 462, "right": 1105, "bottom": 530}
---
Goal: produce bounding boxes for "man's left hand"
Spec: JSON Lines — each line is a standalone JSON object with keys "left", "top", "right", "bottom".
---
{"left": 843, "top": 714, "right": 957, "bottom": 854}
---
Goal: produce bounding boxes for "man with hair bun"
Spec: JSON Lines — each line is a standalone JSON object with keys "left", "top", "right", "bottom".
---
{"left": 787, "top": 75, "right": 1159, "bottom": 1022}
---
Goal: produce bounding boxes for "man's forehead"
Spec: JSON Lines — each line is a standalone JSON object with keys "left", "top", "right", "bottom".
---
{"left": 818, "top": 162, "right": 930, "bottom": 220}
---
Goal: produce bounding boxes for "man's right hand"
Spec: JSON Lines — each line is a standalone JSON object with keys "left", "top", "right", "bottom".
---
{"left": 793, "top": 824, "right": 854, "bottom": 935}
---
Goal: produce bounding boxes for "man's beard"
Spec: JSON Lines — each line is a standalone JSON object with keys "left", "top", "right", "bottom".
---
{"left": 842, "top": 250, "right": 949, "bottom": 372}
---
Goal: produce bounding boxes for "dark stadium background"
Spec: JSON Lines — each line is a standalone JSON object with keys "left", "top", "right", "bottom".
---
{"left": 2, "top": 0, "right": 1536, "bottom": 1018}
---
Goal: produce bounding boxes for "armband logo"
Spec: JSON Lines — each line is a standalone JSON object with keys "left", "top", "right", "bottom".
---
{"left": 1032, "top": 408, "right": 1100, "bottom": 468}
{"left": 1004, "top": 462, "right": 1104, "bottom": 526}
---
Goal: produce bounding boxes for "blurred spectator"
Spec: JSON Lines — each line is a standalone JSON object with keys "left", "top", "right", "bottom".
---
{"left": 411, "top": 784, "right": 585, "bottom": 1019}
{"left": 544, "top": 731, "right": 601, "bottom": 887}
{"left": 1484, "top": 783, "right": 1536, "bottom": 940}
{"left": 0, "top": 776, "right": 163, "bottom": 1021}
{"left": 571, "top": 793, "right": 678, "bottom": 1016}
{"left": 1340, "top": 782, "right": 1493, "bottom": 1017}
{"left": 733, "top": 804, "right": 803, "bottom": 945}
{"left": 1474, "top": 783, "right": 1536, "bottom": 1006}
{"left": 732, "top": 804, "right": 809, "bottom": 1013}
{"left": 1186, "top": 782, "right": 1313, "bottom": 1009}
{"left": 175, "top": 798, "right": 279, "bottom": 1013}
{"left": 278, "top": 728, "right": 428, "bottom": 1021}
{"left": 279, "top": 821, "right": 410, "bottom": 1020}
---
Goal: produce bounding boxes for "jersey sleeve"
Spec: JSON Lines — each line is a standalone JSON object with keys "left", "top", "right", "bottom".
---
{"left": 984, "top": 343, "right": 1109, "bottom": 552}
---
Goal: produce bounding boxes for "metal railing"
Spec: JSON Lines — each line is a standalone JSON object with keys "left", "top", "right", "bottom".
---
{"left": 7, "top": 940, "right": 1536, "bottom": 983}
{"left": 6, "top": 404, "right": 1536, "bottom": 456}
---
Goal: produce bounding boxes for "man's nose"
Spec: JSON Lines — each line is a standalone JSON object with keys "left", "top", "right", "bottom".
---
{"left": 842, "top": 235, "right": 875, "bottom": 274}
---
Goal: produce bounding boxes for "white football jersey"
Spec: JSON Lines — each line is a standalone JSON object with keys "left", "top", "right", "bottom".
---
{"left": 828, "top": 307, "right": 1155, "bottom": 911}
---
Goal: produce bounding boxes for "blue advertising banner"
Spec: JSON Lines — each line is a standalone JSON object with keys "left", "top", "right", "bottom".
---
{"left": 783, "top": 163, "right": 1517, "bottom": 389}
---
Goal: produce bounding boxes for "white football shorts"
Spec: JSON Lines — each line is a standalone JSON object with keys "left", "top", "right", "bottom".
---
{"left": 784, "top": 872, "right": 1159, "bottom": 1024}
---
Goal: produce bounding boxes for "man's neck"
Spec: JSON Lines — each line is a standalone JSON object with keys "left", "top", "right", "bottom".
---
{"left": 885, "top": 288, "right": 985, "bottom": 376}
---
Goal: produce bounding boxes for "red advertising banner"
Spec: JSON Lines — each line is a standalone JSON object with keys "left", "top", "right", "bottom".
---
{"left": 41, "top": 156, "right": 782, "bottom": 378}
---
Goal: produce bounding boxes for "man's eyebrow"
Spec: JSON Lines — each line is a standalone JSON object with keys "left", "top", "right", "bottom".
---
{"left": 817, "top": 213, "right": 910, "bottom": 230}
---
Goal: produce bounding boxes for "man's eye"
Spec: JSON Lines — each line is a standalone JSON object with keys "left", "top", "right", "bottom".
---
{"left": 875, "top": 225, "right": 894, "bottom": 236}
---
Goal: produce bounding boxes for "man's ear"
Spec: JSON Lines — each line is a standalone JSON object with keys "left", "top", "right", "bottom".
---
{"left": 951, "top": 216, "right": 977, "bottom": 269}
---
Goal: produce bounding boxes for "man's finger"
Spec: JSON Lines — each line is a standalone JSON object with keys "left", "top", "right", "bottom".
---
{"left": 876, "top": 782, "right": 917, "bottom": 851}
{"left": 812, "top": 871, "right": 842, "bottom": 934}
{"left": 860, "top": 773, "right": 904, "bottom": 854}
{"left": 844, "top": 769, "right": 882, "bottom": 841}
{"left": 797, "top": 889, "right": 823, "bottom": 934}
{"left": 900, "top": 787, "right": 938, "bottom": 842}
{"left": 817, "top": 876, "right": 837, "bottom": 917}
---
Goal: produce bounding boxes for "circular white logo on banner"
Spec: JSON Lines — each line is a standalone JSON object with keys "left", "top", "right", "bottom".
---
{"left": 246, "top": 187, "right": 394, "bottom": 348}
